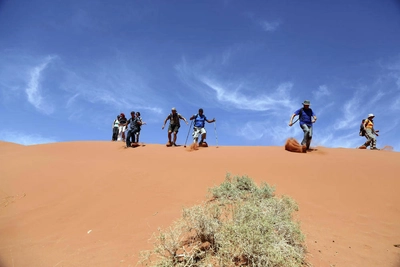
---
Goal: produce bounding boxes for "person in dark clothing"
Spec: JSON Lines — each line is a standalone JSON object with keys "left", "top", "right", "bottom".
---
{"left": 112, "top": 115, "right": 120, "bottom": 141}
{"left": 135, "top": 112, "right": 146, "bottom": 143}
{"left": 124, "top": 111, "right": 142, "bottom": 148}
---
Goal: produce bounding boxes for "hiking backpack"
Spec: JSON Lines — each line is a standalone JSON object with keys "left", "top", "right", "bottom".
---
{"left": 193, "top": 114, "right": 206, "bottom": 128}
{"left": 359, "top": 119, "right": 366, "bottom": 136}
{"left": 296, "top": 108, "right": 313, "bottom": 123}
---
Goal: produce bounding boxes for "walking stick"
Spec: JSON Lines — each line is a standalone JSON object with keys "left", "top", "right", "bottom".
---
{"left": 184, "top": 120, "right": 193, "bottom": 148}
{"left": 214, "top": 121, "right": 218, "bottom": 148}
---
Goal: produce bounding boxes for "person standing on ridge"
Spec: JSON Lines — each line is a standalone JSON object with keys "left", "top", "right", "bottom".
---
{"left": 190, "top": 108, "right": 215, "bottom": 146}
{"left": 288, "top": 100, "right": 317, "bottom": 150}
{"left": 118, "top": 113, "right": 127, "bottom": 141}
{"left": 112, "top": 115, "right": 120, "bottom": 141}
{"left": 359, "top": 113, "right": 379, "bottom": 150}
{"left": 162, "top": 107, "right": 188, "bottom": 146}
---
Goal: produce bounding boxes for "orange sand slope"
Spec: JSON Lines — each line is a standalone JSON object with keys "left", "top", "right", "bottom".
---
{"left": 0, "top": 141, "right": 399, "bottom": 267}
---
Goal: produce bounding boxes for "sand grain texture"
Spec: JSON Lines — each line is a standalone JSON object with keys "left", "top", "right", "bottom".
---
{"left": 1, "top": 141, "right": 399, "bottom": 267}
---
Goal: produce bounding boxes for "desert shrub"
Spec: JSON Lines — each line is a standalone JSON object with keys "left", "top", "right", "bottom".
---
{"left": 139, "top": 174, "right": 307, "bottom": 267}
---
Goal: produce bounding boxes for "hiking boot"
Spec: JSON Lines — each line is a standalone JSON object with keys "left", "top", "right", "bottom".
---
{"left": 358, "top": 145, "right": 367, "bottom": 149}
{"left": 199, "top": 139, "right": 204, "bottom": 145}
{"left": 371, "top": 147, "right": 380, "bottom": 150}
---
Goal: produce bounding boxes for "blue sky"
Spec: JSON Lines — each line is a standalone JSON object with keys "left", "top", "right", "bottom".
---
{"left": 1, "top": 0, "right": 400, "bottom": 150}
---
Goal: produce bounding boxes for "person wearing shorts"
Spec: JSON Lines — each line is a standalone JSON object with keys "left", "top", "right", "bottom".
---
{"left": 190, "top": 108, "right": 215, "bottom": 145}
{"left": 162, "top": 107, "right": 188, "bottom": 146}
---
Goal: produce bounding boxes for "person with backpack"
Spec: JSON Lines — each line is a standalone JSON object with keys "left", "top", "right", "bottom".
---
{"left": 288, "top": 100, "right": 317, "bottom": 150}
{"left": 112, "top": 115, "right": 120, "bottom": 141}
{"left": 124, "top": 111, "right": 142, "bottom": 148}
{"left": 190, "top": 108, "right": 216, "bottom": 146}
{"left": 359, "top": 113, "right": 379, "bottom": 150}
{"left": 162, "top": 107, "right": 188, "bottom": 146}
{"left": 135, "top": 111, "right": 146, "bottom": 143}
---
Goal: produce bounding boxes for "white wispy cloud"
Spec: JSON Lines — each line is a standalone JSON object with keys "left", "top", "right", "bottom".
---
{"left": 334, "top": 90, "right": 365, "bottom": 130}
{"left": 236, "top": 120, "right": 304, "bottom": 144}
{"left": 0, "top": 130, "right": 56, "bottom": 145}
{"left": 244, "top": 12, "right": 281, "bottom": 32}
{"left": 176, "top": 57, "right": 296, "bottom": 112}
{"left": 237, "top": 122, "right": 266, "bottom": 140}
{"left": 25, "top": 56, "right": 56, "bottom": 114}
{"left": 386, "top": 55, "right": 400, "bottom": 89}
{"left": 391, "top": 97, "right": 400, "bottom": 111}
{"left": 62, "top": 61, "right": 163, "bottom": 117}
{"left": 313, "top": 85, "right": 331, "bottom": 99}
{"left": 259, "top": 20, "right": 280, "bottom": 32}
{"left": 200, "top": 77, "right": 294, "bottom": 111}
{"left": 315, "top": 131, "right": 361, "bottom": 149}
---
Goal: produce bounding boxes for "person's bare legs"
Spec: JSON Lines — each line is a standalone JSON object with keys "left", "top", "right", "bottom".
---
{"left": 173, "top": 131, "right": 178, "bottom": 145}
{"left": 200, "top": 132, "right": 207, "bottom": 143}
{"left": 168, "top": 131, "right": 172, "bottom": 143}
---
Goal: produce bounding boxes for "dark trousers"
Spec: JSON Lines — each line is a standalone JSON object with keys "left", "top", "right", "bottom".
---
{"left": 112, "top": 127, "right": 119, "bottom": 141}
{"left": 126, "top": 129, "right": 138, "bottom": 147}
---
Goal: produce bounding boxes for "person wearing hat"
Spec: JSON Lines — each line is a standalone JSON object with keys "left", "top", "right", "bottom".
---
{"left": 288, "top": 100, "right": 317, "bottom": 150}
{"left": 162, "top": 107, "right": 188, "bottom": 146}
{"left": 112, "top": 115, "right": 120, "bottom": 141}
{"left": 359, "top": 113, "right": 379, "bottom": 150}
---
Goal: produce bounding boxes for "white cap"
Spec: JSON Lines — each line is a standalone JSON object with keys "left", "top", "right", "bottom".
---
{"left": 368, "top": 113, "right": 375, "bottom": 118}
{"left": 171, "top": 107, "right": 176, "bottom": 111}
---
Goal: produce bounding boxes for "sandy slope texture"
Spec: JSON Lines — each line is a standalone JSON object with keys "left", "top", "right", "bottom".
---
{"left": 0, "top": 141, "right": 399, "bottom": 267}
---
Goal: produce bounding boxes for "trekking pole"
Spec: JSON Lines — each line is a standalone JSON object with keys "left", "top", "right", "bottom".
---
{"left": 184, "top": 120, "right": 193, "bottom": 148}
{"left": 214, "top": 121, "right": 218, "bottom": 148}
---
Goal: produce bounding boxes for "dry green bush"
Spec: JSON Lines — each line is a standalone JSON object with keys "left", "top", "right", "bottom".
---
{"left": 139, "top": 174, "right": 307, "bottom": 267}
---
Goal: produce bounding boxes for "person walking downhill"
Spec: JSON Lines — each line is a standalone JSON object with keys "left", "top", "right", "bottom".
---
{"left": 359, "top": 113, "right": 380, "bottom": 150}
{"left": 118, "top": 113, "right": 127, "bottom": 141}
{"left": 125, "top": 111, "right": 142, "bottom": 148}
{"left": 112, "top": 115, "right": 120, "bottom": 141}
{"left": 162, "top": 107, "right": 188, "bottom": 146}
{"left": 190, "top": 108, "right": 215, "bottom": 146}
{"left": 135, "top": 111, "right": 146, "bottom": 143}
{"left": 288, "top": 100, "right": 317, "bottom": 150}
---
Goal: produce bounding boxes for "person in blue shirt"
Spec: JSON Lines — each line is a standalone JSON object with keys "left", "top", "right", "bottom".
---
{"left": 288, "top": 100, "right": 317, "bottom": 150}
{"left": 190, "top": 108, "right": 215, "bottom": 146}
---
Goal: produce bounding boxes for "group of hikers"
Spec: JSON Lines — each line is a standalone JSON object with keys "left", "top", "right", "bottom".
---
{"left": 287, "top": 100, "right": 380, "bottom": 150}
{"left": 112, "top": 111, "right": 146, "bottom": 148}
{"left": 112, "top": 108, "right": 216, "bottom": 148}
{"left": 112, "top": 101, "right": 380, "bottom": 150}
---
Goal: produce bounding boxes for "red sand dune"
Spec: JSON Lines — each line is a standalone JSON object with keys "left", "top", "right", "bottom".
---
{"left": 0, "top": 141, "right": 399, "bottom": 267}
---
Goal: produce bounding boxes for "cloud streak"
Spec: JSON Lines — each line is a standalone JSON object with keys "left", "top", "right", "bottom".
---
{"left": 201, "top": 77, "right": 294, "bottom": 111}
{"left": 176, "top": 57, "right": 296, "bottom": 112}
{"left": 0, "top": 130, "right": 56, "bottom": 145}
{"left": 259, "top": 20, "right": 280, "bottom": 32}
{"left": 313, "top": 85, "right": 331, "bottom": 99}
{"left": 25, "top": 56, "right": 56, "bottom": 114}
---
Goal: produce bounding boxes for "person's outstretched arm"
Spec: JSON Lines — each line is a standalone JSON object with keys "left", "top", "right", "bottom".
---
{"left": 162, "top": 116, "right": 169, "bottom": 129}
{"left": 312, "top": 115, "right": 317, "bottom": 123}
{"left": 179, "top": 115, "right": 189, "bottom": 125}
{"left": 288, "top": 114, "right": 296, "bottom": 126}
